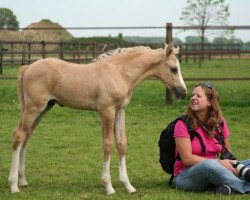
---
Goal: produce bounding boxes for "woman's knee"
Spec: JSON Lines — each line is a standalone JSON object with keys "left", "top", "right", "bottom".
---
{"left": 240, "top": 159, "right": 250, "bottom": 166}
{"left": 199, "top": 159, "right": 220, "bottom": 171}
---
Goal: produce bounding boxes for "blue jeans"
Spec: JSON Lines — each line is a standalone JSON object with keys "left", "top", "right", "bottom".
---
{"left": 175, "top": 159, "right": 250, "bottom": 194}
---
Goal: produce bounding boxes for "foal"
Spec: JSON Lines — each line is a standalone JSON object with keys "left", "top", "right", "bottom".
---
{"left": 9, "top": 43, "right": 187, "bottom": 194}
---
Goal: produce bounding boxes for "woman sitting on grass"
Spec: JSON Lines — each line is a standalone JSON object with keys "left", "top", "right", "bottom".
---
{"left": 174, "top": 82, "right": 250, "bottom": 195}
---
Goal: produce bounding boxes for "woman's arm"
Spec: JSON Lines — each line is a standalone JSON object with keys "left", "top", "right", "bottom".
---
{"left": 175, "top": 137, "right": 206, "bottom": 166}
{"left": 221, "top": 118, "right": 231, "bottom": 151}
{"left": 221, "top": 137, "right": 238, "bottom": 175}
{"left": 224, "top": 137, "right": 231, "bottom": 151}
{"left": 176, "top": 137, "right": 238, "bottom": 175}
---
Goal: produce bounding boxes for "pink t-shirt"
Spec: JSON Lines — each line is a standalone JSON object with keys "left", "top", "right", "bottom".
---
{"left": 173, "top": 117, "right": 229, "bottom": 176}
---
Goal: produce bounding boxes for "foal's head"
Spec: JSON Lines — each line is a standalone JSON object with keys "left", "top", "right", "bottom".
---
{"left": 154, "top": 43, "right": 187, "bottom": 99}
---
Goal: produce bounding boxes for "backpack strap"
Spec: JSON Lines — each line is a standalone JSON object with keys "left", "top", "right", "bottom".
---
{"left": 178, "top": 115, "right": 206, "bottom": 155}
{"left": 214, "top": 123, "right": 225, "bottom": 147}
{"left": 191, "top": 132, "right": 206, "bottom": 155}
{"left": 168, "top": 175, "right": 175, "bottom": 187}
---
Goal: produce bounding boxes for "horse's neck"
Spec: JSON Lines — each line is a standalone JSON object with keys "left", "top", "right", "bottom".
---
{"left": 117, "top": 51, "right": 163, "bottom": 89}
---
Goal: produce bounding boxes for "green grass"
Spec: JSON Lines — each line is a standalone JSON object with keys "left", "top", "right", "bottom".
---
{"left": 1, "top": 60, "right": 250, "bottom": 199}
{"left": 181, "top": 59, "right": 250, "bottom": 78}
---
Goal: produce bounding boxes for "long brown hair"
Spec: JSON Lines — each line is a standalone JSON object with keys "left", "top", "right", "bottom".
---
{"left": 187, "top": 83, "right": 223, "bottom": 137}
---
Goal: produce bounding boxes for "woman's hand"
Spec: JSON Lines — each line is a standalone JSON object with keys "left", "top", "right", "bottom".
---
{"left": 219, "top": 159, "right": 238, "bottom": 176}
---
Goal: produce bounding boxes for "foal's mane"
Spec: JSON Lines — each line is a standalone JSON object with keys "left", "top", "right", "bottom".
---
{"left": 94, "top": 46, "right": 161, "bottom": 62}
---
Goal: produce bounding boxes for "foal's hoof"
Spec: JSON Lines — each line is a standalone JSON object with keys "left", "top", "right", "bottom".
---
{"left": 19, "top": 179, "right": 28, "bottom": 187}
{"left": 124, "top": 183, "right": 136, "bottom": 194}
{"left": 9, "top": 180, "right": 21, "bottom": 193}
{"left": 10, "top": 186, "right": 20, "bottom": 193}
{"left": 107, "top": 188, "right": 116, "bottom": 195}
{"left": 128, "top": 187, "right": 136, "bottom": 194}
{"left": 105, "top": 183, "right": 116, "bottom": 195}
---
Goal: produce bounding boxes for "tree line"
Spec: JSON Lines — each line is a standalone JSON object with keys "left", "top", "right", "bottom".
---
{"left": 123, "top": 36, "right": 250, "bottom": 50}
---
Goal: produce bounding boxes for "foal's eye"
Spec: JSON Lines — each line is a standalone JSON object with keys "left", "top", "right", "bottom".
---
{"left": 170, "top": 67, "right": 178, "bottom": 74}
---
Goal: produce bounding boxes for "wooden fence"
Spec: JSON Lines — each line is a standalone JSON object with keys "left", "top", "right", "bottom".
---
{"left": 0, "top": 41, "right": 118, "bottom": 65}
{"left": 1, "top": 40, "right": 250, "bottom": 75}
{"left": 0, "top": 41, "right": 164, "bottom": 74}
{"left": 178, "top": 43, "right": 250, "bottom": 63}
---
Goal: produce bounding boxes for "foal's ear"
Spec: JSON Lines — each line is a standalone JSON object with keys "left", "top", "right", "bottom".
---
{"left": 165, "top": 42, "right": 174, "bottom": 57}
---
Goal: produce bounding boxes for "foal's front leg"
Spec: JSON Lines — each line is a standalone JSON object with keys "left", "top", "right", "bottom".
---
{"left": 115, "top": 109, "right": 136, "bottom": 193}
{"left": 100, "top": 108, "right": 116, "bottom": 194}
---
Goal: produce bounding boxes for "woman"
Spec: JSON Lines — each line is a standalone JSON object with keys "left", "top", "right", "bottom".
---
{"left": 174, "top": 82, "right": 250, "bottom": 195}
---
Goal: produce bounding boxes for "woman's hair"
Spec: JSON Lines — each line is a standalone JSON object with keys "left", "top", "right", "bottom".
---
{"left": 187, "top": 82, "right": 223, "bottom": 137}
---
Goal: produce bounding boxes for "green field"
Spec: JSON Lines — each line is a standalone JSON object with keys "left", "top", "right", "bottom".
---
{"left": 1, "top": 60, "right": 250, "bottom": 199}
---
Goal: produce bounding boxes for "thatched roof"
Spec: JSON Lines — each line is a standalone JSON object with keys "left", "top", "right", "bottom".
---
{"left": 0, "top": 19, "right": 74, "bottom": 42}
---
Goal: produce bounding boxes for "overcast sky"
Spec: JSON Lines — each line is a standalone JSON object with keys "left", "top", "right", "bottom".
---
{"left": 1, "top": 0, "right": 250, "bottom": 42}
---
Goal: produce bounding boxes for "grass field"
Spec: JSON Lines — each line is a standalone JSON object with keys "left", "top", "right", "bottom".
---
{"left": 0, "top": 59, "right": 250, "bottom": 199}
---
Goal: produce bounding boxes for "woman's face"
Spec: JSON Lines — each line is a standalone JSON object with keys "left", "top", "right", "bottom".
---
{"left": 190, "top": 86, "right": 211, "bottom": 113}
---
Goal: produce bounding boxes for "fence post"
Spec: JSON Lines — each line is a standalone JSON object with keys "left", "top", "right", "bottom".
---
{"left": 179, "top": 45, "right": 182, "bottom": 63}
{"left": 78, "top": 42, "right": 81, "bottom": 63}
{"left": 185, "top": 43, "right": 188, "bottom": 63}
{"left": 28, "top": 42, "right": 31, "bottom": 63}
{"left": 166, "top": 23, "right": 172, "bottom": 44}
{"left": 193, "top": 44, "right": 196, "bottom": 63}
{"left": 92, "top": 42, "right": 96, "bottom": 59}
{"left": 41, "top": 41, "right": 46, "bottom": 59}
{"left": 59, "top": 41, "right": 64, "bottom": 60}
{"left": 21, "top": 41, "right": 26, "bottom": 65}
{"left": 72, "top": 43, "right": 75, "bottom": 62}
{"left": 198, "top": 43, "right": 202, "bottom": 67}
{"left": 0, "top": 42, "right": 3, "bottom": 75}
{"left": 238, "top": 44, "right": 241, "bottom": 59}
{"left": 11, "top": 42, "right": 14, "bottom": 66}
{"left": 209, "top": 43, "right": 211, "bottom": 60}
{"left": 165, "top": 22, "right": 174, "bottom": 104}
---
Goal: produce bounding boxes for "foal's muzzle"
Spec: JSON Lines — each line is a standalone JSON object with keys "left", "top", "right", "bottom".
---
{"left": 173, "top": 87, "right": 187, "bottom": 99}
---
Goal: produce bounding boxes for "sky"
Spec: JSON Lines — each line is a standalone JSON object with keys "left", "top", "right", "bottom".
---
{"left": 1, "top": 0, "right": 250, "bottom": 42}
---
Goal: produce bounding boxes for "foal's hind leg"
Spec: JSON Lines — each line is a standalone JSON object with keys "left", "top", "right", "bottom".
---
{"left": 114, "top": 109, "right": 136, "bottom": 193}
{"left": 17, "top": 103, "right": 54, "bottom": 188}
{"left": 9, "top": 142, "right": 22, "bottom": 193}
{"left": 9, "top": 111, "right": 37, "bottom": 193}
{"left": 9, "top": 101, "right": 51, "bottom": 193}
{"left": 18, "top": 144, "right": 28, "bottom": 187}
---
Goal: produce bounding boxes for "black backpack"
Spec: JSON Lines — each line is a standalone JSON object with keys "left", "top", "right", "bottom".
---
{"left": 158, "top": 115, "right": 206, "bottom": 178}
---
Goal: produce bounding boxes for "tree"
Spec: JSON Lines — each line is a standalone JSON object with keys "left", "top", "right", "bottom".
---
{"left": 212, "top": 36, "right": 229, "bottom": 44}
{"left": 185, "top": 35, "right": 209, "bottom": 43}
{"left": 118, "top": 33, "right": 123, "bottom": 40}
{"left": 0, "top": 8, "right": 19, "bottom": 30}
{"left": 180, "top": 0, "right": 230, "bottom": 44}
{"left": 243, "top": 42, "right": 250, "bottom": 51}
{"left": 173, "top": 37, "right": 183, "bottom": 45}
{"left": 228, "top": 37, "right": 243, "bottom": 44}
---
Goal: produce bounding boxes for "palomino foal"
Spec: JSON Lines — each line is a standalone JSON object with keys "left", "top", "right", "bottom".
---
{"left": 9, "top": 43, "right": 187, "bottom": 194}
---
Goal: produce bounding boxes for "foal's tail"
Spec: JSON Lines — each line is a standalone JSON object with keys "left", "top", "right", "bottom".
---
{"left": 18, "top": 65, "right": 29, "bottom": 112}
